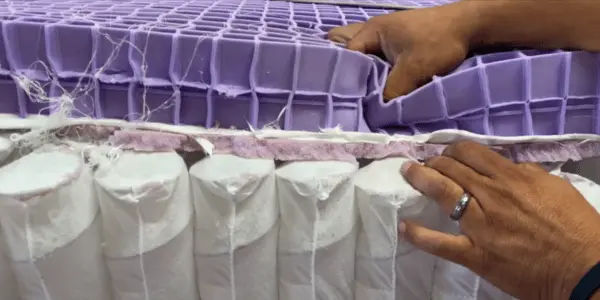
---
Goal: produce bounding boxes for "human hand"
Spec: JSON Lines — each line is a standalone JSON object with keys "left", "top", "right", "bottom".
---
{"left": 327, "top": 2, "right": 480, "bottom": 100}
{"left": 400, "top": 141, "right": 600, "bottom": 300}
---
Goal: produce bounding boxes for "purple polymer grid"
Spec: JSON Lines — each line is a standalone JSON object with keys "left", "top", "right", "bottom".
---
{"left": 279, "top": 0, "right": 455, "bottom": 9}
{"left": 0, "top": 0, "right": 393, "bottom": 132}
{"left": 370, "top": 50, "right": 600, "bottom": 137}
{"left": 0, "top": 0, "right": 598, "bottom": 137}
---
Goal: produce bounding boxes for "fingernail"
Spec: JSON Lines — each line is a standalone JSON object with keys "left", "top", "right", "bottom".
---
{"left": 398, "top": 221, "right": 406, "bottom": 234}
{"left": 400, "top": 161, "right": 414, "bottom": 176}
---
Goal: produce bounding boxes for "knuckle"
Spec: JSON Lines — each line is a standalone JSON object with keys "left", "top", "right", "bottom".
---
{"left": 442, "top": 140, "right": 476, "bottom": 157}
{"left": 402, "top": 162, "right": 420, "bottom": 179}
{"left": 366, "top": 16, "right": 384, "bottom": 26}
{"left": 425, "top": 156, "right": 452, "bottom": 171}
{"left": 519, "top": 162, "right": 546, "bottom": 174}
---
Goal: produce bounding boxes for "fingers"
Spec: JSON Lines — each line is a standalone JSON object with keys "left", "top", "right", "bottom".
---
{"left": 327, "top": 22, "right": 365, "bottom": 44}
{"left": 424, "top": 156, "right": 490, "bottom": 197}
{"left": 442, "top": 141, "right": 520, "bottom": 179}
{"left": 400, "top": 220, "right": 478, "bottom": 268}
{"left": 345, "top": 25, "right": 381, "bottom": 54}
{"left": 401, "top": 161, "right": 482, "bottom": 223}
{"left": 383, "top": 56, "right": 421, "bottom": 100}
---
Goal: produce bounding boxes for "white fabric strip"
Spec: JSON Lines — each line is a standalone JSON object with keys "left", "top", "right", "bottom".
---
{"left": 5, "top": 113, "right": 600, "bottom": 147}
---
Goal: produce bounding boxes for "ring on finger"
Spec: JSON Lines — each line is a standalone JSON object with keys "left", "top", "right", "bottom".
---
{"left": 450, "top": 193, "right": 472, "bottom": 221}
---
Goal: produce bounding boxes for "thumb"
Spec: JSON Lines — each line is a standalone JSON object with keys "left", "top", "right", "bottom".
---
{"left": 345, "top": 24, "right": 381, "bottom": 54}
{"left": 383, "top": 53, "right": 427, "bottom": 101}
{"left": 399, "top": 220, "right": 477, "bottom": 268}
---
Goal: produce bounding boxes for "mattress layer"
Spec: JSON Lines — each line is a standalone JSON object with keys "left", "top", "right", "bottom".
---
{"left": 0, "top": 0, "right": 393, "bottom": 132}
{"left": 1, "top": 0, "right": 599, "bottom": 137}
{"left": 0, "top": 149, "right": 598, "bottom": 300}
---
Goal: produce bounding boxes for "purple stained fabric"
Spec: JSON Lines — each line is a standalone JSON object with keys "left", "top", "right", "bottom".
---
{"left": 0, "top": 0, "right": 598, "bottom": 137}
{"left": 54, "top": 124, "right": 600, "bottom": 163}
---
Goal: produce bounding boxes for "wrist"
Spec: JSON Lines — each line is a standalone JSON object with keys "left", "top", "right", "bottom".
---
{"left": 461, "top": 0, "right": 600, "bottom": 52}
{"left": 432, "top": 0, "right": 491, "bottom": 49}
{"left": 556, "top": 245, "right": 600, "bottom": 300}
{"left": 461, "top": 0, "right": 525, "bottom": 49}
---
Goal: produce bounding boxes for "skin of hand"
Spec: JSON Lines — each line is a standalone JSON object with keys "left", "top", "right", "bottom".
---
{"left": 400, "top": 141, "right": 600, "bottom": 300}
{"left": 327, "top": 1, "right": 480, "bottom": 101}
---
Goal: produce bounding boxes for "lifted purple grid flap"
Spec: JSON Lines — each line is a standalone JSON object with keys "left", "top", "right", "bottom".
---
{"left": 0, "top": 0, "right": 390, "bottom": 132}
{"left": 369, "top": 50, "right": 600, "bottom": 136}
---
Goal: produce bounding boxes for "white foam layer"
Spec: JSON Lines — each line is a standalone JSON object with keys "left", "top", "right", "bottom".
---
{"left": 354, "top": 158, "right": 442, "bottom": 300}
{"left": 276, "top": 160, "right": 358, "bottom": 251}
{"left": 94, "top": 151, "right": 193, "bottom": 257}
{"left": 189, "top": 154, "right": 278, "bottom": 255}
{"left": 0, "top": 151, "right": 96, "bottom": 260}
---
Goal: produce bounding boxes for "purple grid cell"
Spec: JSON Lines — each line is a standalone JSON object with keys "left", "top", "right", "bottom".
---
{"left": 0, "top": 76, "right": 20, "bottom": 115}
{"left": 488, "top": 104, "right": 528, "bottom": 137}
{"left": 530, "top": 100, "right": 562, "bottom": 136}
{"left": 564, "top": 97, "right": 598, "bottom": 134}
{"left": 46, "top": 20, "right": 96, "bottom": 78}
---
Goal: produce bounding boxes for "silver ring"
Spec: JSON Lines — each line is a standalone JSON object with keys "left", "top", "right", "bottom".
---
{"left": 450, "top": 193, "right": 472, "bottom": 221}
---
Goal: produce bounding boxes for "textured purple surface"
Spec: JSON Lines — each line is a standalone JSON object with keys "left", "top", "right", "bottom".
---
{"left": 373, "top": 50, "right": 600, "bottom": 136}
{"left": 280, "top": 0, "right": 454, "bottom": 9}
{"left": 0, "top": 0, "right": 396, "bottom": 132}
{"left": 0, "top": 0, "right": 598, "bottom": 137}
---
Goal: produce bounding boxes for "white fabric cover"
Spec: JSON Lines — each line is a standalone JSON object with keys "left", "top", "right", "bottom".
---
{"left": 0, "top": 229, "right": 18, "bottom": 300}
{"left": 0, "top": 151, "right": 598, "bottom": 300}
{"left": 276, "top": 160, "right": 358, "bottom": 300}
{"left": 190, "top": 154, "right": 278, "bottom": 300}
{"left": 94, "top": 151, "right": 197, "bottom": 300}
{"left": 354, "top": 158, "right": 443, "bottom": 300}
{"left": 0, "top": 151, "right": 111, "bottom": 300}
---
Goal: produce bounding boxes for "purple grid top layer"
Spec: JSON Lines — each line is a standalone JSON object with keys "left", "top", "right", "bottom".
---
{"left": 278, "top": 0, "right": 455, "bottom": 9}
{"left": 0, "top": 0, "right": 395, "bottom": 132}
{"left": 0, "top": 0, "right": 597, "bottom": 138}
